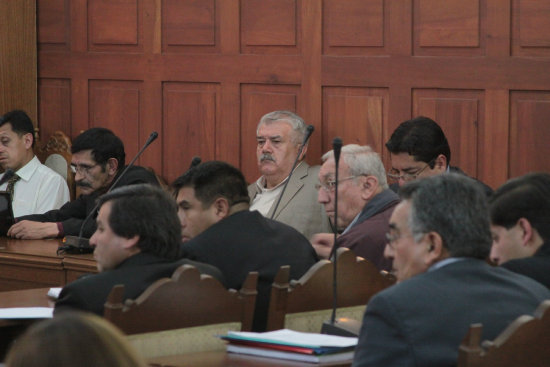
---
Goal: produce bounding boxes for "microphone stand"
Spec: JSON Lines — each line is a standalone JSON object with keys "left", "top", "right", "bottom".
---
{"left": 269, "top": 125, "right": 314, "bottom": 220}
{"left": 59, "top": 131, "right": 159, "bottom": 254}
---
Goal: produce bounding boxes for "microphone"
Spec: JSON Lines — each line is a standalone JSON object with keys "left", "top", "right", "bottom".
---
{"left": 59, "top": 131, "right": 159, "bottom": 254}
{"left": 321, "top": 137, "right": 360, "bottom": 337}
{"left": 269, "top": 125, "right": 314, "bottom": 220}
{"left": 0, "top": 169, "right": 15, "bottom": 186}
{"left": 189, "top": 156, "right": 201, "bottom": 169}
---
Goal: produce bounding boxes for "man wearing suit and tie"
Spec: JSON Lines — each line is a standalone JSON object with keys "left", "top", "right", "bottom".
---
{"left": 352, "top": 173, "right": 550, "bottom": 367}
{"left": 248, "top": 110, "right": 331, "bottom": 240}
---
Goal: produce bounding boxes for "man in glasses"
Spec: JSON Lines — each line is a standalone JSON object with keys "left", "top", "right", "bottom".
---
{"left": 385, "top": 116, "right": 492, "bottom": 196}
{"left": 311, "top": 144, "right": 399, "bottom": 271}
{"left": 8, "top": 128, "right": 158, "bottom": 239}
{"left": 0, "top": 110, "right": 69, "bottom": 216}
{"left": 352, "top": 173, "right": 549, "bottom": 367}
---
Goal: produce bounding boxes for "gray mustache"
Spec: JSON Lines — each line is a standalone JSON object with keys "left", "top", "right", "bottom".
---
{"left": 260, "top": 154, "right": 275, "bottom": 163}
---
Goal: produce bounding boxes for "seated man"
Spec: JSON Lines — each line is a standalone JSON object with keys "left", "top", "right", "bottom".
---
{"left": 489, "top": 172, "right": 550, "bottom": 288}
{"left": 0, "top": 110, "right": 69, "bottom": 216}
{"left": 352, "top": 174, "right": 550, "bottom": 367}
{"left": 8, "top": 127, "right": 158, "bottom": 239}
{"left": 248, "top": 110, "right": 331, "bottom": 239}
{"left": 175, "top": 161, "right": 318, "bottom": 331}
{"left": 311, "top": 145, "right": 399, "bottom": 271}
{"left": 385, "top": 116, "right": 493, "bottom": 195}
{"left": 54, "top": 184, "right": 223, "bottom": 315}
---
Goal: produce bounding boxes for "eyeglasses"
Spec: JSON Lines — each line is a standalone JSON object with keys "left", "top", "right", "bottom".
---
{"left": 387, "top": 159, "right": 434, "bottom": 183}
{"left": 71, "top": 163, "right": 100, "bottom": 175}
{"left": 385, "top": 231, "right": 401, "bottom": 249}
{"left": 315, "top": 175, "right": 360, "bottom": 192}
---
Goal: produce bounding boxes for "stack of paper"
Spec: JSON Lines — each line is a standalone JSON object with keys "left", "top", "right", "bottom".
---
{"left": 221, "top": 329, "right": 357, "bottom": 363}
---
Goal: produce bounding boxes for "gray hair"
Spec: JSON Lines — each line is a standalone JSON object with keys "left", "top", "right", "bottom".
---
{"left": 322, "top": 144, "right": 388, "bottom": 189}
{"left": 257, "top": 110, "right": 306, "bottom": 145}
{"left": 399, "top": 173, "right": 491, "bottom": 259}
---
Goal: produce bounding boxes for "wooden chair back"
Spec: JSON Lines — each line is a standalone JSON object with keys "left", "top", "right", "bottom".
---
{"left": 35, "top": 131, "right": 75, "bottom": 200}
{"left": 266, "top": 247, "right": 395, "bottom": 331}
{"left": 458, "top": 299, "right": 550, "bottom": 367}
{"left": 103, "top": 264, "right": 258, "bottom": 335}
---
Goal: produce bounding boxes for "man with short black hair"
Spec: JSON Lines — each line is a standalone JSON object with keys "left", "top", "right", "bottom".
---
{"left": 385, "top": 116, "right": 492, "bottom": 195}
{"left": 489, "top": 172, "right": 550, "bottom": 288}
{"left": 0, "top": 110, "right": 69, "bottom": 216}
{"left": 54, "top": 184, "right": 222, "bottom": 315}
{"left": 9, "top": 127, "right": 158, "bottom": 239}
{"left": 174, "top": 161, "right": 318, "bottom": 331}
{"left": 352, "top": 174, "right": 549, "bottom": 367}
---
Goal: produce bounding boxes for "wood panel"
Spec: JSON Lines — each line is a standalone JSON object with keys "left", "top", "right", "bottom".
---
{"left": 0, "top": 0, "right": 37, "bottom": 123}
{"left": 36, "top": 0, "right": 550, "bottom": 188}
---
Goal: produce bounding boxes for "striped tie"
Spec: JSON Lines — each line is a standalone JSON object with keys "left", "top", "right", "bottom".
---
{"left": 6, "top": 174, "right": 20, "bottom": 201}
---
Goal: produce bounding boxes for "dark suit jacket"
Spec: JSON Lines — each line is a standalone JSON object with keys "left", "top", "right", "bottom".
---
{"left": 18, "top": 165, "right": 158, "bottom": 237}
{"left": 54, "top": 252, "right": 224, "bottom": 316}
{"left": 338, "top": 189, "right": 399, "bottom": 271}
{"left": 180, "top": 210, "right": 318, "bottom": 331}
{"left": 502, "top": 242, "right": 550, "bottom": 289}
{"left": 352, "top": 258, "right": 550, "bottom": 367}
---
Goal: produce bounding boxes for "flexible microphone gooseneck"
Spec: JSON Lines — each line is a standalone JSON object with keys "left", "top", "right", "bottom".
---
{"left": 329, "top": 137, "right": 342, "bottom": 324}
{"left": 189, "top": 156, "right": 202, "bottom": 169}
{"left": 269, "top": 125, "right": 314, "bottom": 220}
{"left": 59, "top": 131, "right": 159, "bottom": 254}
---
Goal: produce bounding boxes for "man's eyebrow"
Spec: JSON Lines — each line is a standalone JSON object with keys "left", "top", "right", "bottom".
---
{"left": 388, "top": 223, "right": 398, "bottom": 230}
{"left": 257, "top": 135, "right": 282, "bottom": 140}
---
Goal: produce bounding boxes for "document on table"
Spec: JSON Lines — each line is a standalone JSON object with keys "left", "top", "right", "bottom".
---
{"left": 0, "top": 307, "right": 53, "bottom": 319}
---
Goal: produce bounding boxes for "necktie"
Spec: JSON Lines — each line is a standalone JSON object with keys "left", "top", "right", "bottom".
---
{"left": 6, "top": 174, "right": 20, "bottom": 201}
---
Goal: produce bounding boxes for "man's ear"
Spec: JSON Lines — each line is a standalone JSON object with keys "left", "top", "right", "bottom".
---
{"left": 106, "top": 158, "right": 119, "bottom": 175}
{"left": 360, "top": 175, "right": 379, "bottom": 200}
{"left": 433, "top": 154, "right": 447, "bottom": 173}
{"left": 23, "top": 133, "right": 33, "bottom": 149}
{"left": 298, "top": 142, "right": 308, "bottom": 161}
{"left": 517, "top": 217, "right": 538, "bottom": 249}
{"left": 122, "top": 234, "right": 140, "bottom": 250}
{"left": 213, "top": 197, "right": 231, "bottom": 219}
{"left": 424, "top": 231, "right": 447, "bottom": 265}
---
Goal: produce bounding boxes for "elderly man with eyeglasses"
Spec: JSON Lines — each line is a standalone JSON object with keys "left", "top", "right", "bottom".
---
{"left": 8, "top": 128, "right": 159, "bottom": 239}
{"left": 311, "top": 144, "right": 399, "bottom": 271}
{"left": 385, "top": 116, "right": 493, "bottom": 196}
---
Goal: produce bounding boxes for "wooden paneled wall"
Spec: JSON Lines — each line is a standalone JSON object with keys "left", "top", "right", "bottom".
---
{"left": 37, "top": 0, "right": 550, "bottom": 188}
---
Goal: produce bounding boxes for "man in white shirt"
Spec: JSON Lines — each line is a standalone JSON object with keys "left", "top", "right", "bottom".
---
{"left": 0, "top": 110, "right": 69, "bottom": 216}
{"left": 248, "top": 110, "right": 331, "bottom": 239}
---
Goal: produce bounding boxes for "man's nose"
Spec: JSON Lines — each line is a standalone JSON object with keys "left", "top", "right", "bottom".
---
{"left": 384, "top": 243, "right": 394, "bottom": 259}
{"left": 317, "top": 187, "right": 329, "bottom": 203}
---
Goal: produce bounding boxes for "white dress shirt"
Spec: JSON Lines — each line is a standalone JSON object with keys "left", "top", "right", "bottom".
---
{"left": 0, "top": 156, "right": 70, "bottom": 217}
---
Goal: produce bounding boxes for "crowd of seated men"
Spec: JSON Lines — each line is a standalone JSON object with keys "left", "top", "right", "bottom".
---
{"left": 2, "top": 108, "right": 549, "bottom": 366}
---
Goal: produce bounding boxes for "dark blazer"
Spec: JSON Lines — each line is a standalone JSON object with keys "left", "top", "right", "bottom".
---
{"left": 352, "top": 258, "right": 550, "bottom": 367}
{"left": 502, "top": 242, "right": 550, "bottom": 288}
{"left": 180, "top": 210, "right": 318, "bottom": 331}
{"left": 337, "top": 189, "right": 399, "bottom": 271}
{"left": 18, "top": 165, "right": 159, "bottom": 237}
{"left": 54, "top": 252, "right": 224, "bottom": 316}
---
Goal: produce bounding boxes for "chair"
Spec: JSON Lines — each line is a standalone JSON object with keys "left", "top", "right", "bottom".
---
{"left": 457, "top": 300, "right": 550, "bottom": 367}
{"left": 103, "top": 264, "right": 258, "bottom": 358}
{"left": 265, "top": 247, "right": 395, "bottom": 332}
{"left": 35, "top": 131, "right": 75, "bottom": 200}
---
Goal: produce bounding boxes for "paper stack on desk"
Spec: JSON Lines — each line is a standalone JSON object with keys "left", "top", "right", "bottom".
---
{"left": 221, "top": 329, "right": 357, "bottom": 363}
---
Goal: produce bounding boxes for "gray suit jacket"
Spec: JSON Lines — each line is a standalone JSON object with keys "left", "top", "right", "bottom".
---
{"left": 352, "top": 258, "right": 550, "bottom": 367}
{"left": 248, "top": 162, "right": 331, "bottom": 240}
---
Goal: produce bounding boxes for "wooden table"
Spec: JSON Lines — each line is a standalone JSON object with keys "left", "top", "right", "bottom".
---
{"left": 0, "top": 237, "right": 96, "bottom": 291}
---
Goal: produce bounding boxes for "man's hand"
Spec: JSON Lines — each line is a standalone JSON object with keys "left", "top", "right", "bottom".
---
{"left": 8, "top": 221, "right": 60, "bottom": 239}
{"left": 310, "top": 232, "right": 337, "bottom": 259}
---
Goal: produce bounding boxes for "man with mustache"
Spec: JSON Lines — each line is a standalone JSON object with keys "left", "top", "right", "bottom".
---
{"left": 248, "top": 110, "right": 331, "bottom": 239}
{"left": 0, "top": 110, "right": 69, "bottom": 216}
{"left": 8, "top": 128, "right": 158, "bottom": 239}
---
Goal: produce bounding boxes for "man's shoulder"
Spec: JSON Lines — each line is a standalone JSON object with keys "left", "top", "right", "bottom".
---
{"left": 117, "top": 165, "right": 159, "bottom": 186}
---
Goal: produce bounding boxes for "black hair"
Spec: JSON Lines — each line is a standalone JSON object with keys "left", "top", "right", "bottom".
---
{"left": 386, "top": 116, "right": 451, "bottom": 167}
{"left": 0, "top": 110, "right": 35, "bottom": 147}
{"left": 97, "top": 184, "right": 180, "bottom": 260}
{"left": 72, "top": 128, "right": 126, "bottom": 169}
{"left": 172, "top": 161, "right": 250, "bottom": 208}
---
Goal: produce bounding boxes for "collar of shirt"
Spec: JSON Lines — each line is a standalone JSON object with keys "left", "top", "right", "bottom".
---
{"left": 14, "top": 155, "right": 40, "bottom": 182}
{"left": 428, "top": 257, "right": 466, "bottom": 272}
{"left": 254, "top": 161, "right": 303, "bottom": 193}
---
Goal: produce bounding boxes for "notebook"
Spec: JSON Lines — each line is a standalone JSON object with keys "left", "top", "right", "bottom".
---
{"left": 0, "top": 191, "right": 15, "bottom": 236}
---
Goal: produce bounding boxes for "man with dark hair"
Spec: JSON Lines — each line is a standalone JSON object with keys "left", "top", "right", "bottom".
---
{"left": 0, "top": 110, "right": 69, "bottom": 216}
{"left": 489, "top": 172, "right": 550, "bottom": 288}
{"left": 54, "top": 184, "right": 222, "bottom": 315}
{"left": 249, "top": 110, "right": 331, "bottom": 239}
{"left": 174, "top": 160, "right": 318, "bottom": 331}
{"left": 8, "top": 128, "right": 158, "bottom": 239}
{"left": 385, "top": 116, "right": 492, "bottom": 195}
{"left": 352, "top": 174, "right": 549, "bottom": 367}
